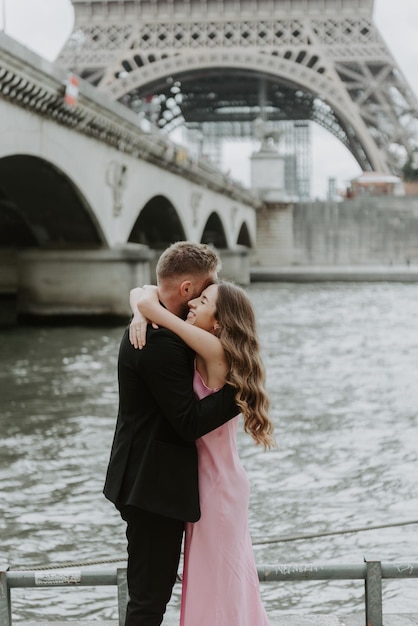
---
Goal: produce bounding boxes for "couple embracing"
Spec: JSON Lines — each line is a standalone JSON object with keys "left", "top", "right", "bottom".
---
{"left": 104, "top": 241, "right": 275, "bottom": 626}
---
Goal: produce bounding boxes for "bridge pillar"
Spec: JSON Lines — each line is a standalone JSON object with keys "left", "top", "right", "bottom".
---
{"left": 218, "top": 246, "right": 251, "bottom": 285}
{"left": 17, "top": 245, "right": 153, "bottom": 321}
{"left": 0, "top": 250, "right": 18, "bottom": 325}
{"left": 255, "top": 203, "right": 294, "bottom": 266}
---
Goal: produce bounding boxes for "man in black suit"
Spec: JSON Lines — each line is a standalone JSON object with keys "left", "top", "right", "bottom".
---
{"left": 104, "top": 241, "right": 238, "bottom": 626}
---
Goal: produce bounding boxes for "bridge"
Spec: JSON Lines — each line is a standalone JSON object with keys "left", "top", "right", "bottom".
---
{"left": 0, "top": 33, "right": 261, "bottom": 319}
{"left": 2, "top": 0, "right": 418, "bottom": 320}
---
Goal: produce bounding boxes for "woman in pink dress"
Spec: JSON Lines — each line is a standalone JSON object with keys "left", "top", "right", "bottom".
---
{"left": 130, "top": 281, "right": 275, "bottom": 625}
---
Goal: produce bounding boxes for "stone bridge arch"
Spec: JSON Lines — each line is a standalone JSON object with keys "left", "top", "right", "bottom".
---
{"left": 200, "top": 211, "right": 228, "bottom": 249}
{"left": 237, "top": 221, "right": 252, "bottom": 248}
{"left": 127, "top": 192, "right": 251, "bottom": 252}
{"left": 0, "top": 85, "right": 257, "bottom": 252}
{"left": 0, "top": 154, "right": 105, "bottom": 249}
{"left": 128, "top": 194, "right": 186, "bottom": 248}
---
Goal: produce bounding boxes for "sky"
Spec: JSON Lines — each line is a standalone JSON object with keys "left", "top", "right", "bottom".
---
{"left": 1, "top": 0, "right": 418, "bottom": 199}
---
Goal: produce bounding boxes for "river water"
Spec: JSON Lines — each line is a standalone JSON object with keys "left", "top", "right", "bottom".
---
{"left": 1, "top": 282, "right": 418, "bottom": 622}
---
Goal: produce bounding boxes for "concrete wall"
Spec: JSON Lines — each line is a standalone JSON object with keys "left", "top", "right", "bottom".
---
{"left": 254, "top": 203, "right": 294, "bottom": 266}
{"left": 12, "top": 244, "right": 251, "bottom": 322}
{"left": 17, "top": 246, "right": 153, "bottom": 320}
{"left": 293, "top": 197, "right": 418, "bottom": 266}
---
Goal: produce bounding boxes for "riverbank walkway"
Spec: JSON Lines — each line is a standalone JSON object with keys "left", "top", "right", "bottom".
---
{"left": 250, "top": 265, "right": 418, "bottom": 282}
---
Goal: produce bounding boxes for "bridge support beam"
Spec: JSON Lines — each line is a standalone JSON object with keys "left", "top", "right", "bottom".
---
{"left": 17, "top": 245, "right": 153, "bottom": 321}
{"left": 255, "top": 203, "right": 294, "bottom": 266}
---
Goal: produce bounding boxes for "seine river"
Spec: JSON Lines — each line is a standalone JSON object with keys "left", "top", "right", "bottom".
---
{"left": 1, "top": 282, "right": 418, "bottom": 622}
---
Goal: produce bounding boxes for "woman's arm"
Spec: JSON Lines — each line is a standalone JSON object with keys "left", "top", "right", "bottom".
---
{"left": 133, "top": 286, "right": 226, "bottom": 368}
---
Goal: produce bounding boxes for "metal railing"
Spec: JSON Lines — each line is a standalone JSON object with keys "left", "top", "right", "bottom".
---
{"left": 1, "top": 559, "right": 417, "bottom": 626}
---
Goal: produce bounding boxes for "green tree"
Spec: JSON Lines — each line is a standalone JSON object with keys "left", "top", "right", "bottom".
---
{"left": 402, "top": 153, "right": 418, "bottom": 181}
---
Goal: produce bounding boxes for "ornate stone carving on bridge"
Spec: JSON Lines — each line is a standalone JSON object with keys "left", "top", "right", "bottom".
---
{"left": 59, "top": 0, "right": 418, "bottom": 177}
{"left": 190, "top": 190, "right": 202, "bottom": 227}
{"left": 106, "top": 160, "right": 128, "bottom": 217}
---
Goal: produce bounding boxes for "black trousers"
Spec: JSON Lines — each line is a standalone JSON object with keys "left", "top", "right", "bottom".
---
{"left": 118, "top": 504, "right": 184, "bottom": 626}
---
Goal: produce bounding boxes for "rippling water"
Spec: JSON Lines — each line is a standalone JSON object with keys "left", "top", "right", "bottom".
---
{"left": 1, "top": 283, "right": 418, "bottom": 621}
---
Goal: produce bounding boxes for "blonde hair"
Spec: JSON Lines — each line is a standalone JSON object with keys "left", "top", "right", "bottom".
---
{"left": 156, "top": 241, "right": 220, "bottom": 280}
{"left": 215, "top": 282, "right": 276, "bottom": 449}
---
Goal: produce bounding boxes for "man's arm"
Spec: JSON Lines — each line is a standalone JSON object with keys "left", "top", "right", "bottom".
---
{"left": 140, "top": 328, "right": 238, "bottom": 441}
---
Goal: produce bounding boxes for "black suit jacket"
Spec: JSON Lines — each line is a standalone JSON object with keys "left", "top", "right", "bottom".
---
{"left": 103, "top": 324, "right": 238, "bottom": 522}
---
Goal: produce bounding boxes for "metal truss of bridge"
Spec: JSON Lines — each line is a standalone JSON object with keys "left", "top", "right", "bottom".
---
{"left": 59, "top": 0, "right": 418, "bottom": 195}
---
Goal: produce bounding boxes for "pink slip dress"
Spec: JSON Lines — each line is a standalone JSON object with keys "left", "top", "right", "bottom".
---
{"left": 179, "top": 367, "right": 270, "bottom": 626}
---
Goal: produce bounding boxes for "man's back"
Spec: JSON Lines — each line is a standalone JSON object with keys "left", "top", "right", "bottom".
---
{"left": 104, "top": 324, "right": 201, "bottom": 521}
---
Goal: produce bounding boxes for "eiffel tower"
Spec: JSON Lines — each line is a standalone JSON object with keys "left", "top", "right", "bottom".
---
{"left": 59, "top": 0, "right": 418, "bottom": 183}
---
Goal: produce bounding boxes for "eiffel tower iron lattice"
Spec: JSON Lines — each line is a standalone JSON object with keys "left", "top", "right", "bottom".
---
{"left": 59, "top": 0, "right": 418, "bottom": 179}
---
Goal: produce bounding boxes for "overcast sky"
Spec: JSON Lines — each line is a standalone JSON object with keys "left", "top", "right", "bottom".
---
{"left": 1, "top": 0, "right": 417, "bottom": 198}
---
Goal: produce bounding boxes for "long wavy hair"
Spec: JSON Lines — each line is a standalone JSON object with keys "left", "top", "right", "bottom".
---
{"left": 214, "top": 282, "right": 276, "bottom": 449}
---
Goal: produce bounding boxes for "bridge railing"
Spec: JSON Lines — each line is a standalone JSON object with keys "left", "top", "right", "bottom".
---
{"left": 0, "top": 32, "right": 262, "bottom": 209}
{"left": 1, "top": 559, "right": 418, "bottom": 626}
